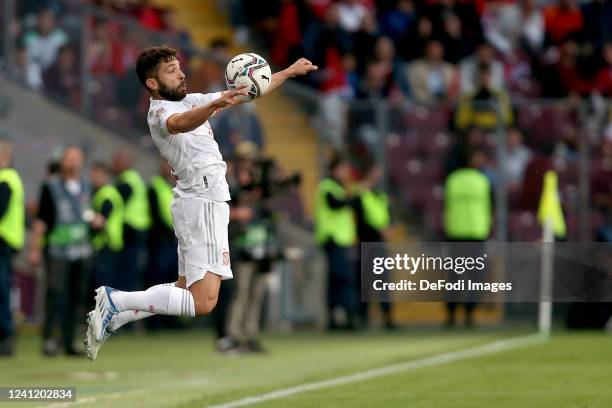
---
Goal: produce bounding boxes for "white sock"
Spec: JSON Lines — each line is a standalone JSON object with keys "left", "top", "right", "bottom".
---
{"left": 109, "top": 309, "right": 154, "bottom": 332}
{"left": 109, "top": 283, "right": 174, "bottom": 332}
{"left": 110, "top": 282, "right": 195, "bottom": 317}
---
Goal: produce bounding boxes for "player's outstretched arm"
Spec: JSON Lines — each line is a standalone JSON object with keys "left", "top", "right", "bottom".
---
{"left": 166, "top": 87, "right": 248, "bottom": 134}
{"left": 265, "top": 58, "right": 318, "bottom": 95}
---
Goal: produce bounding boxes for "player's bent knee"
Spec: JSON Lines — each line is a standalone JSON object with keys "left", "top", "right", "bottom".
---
{"left": 194, "top": 296, "right": 218, "bottom": 315}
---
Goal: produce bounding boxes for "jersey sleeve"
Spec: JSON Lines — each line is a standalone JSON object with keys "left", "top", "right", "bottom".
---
{"left": 194, "top": 92, "right": 224, "bottom": 118}
{"left": 195, "top": 92, "right": 223, "bottom": 106}
{"left": 148, "top": 104, "right": 182, "bottom": 136}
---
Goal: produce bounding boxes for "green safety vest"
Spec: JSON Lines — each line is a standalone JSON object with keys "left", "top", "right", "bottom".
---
{"left": 0, "top": 168, "right": 25, "bottom": 250}
{"left": 46, "top": 177, "right": 92, "bottom": 260}
{"left": 150, "top": 175, "right": 173, "bottom": 228}
{"left": 92, "top": 184, "right": 124, "bottom": 251}
{"left": 360, "top": 189, "right": 390, "bottom": 230}
{"left": 116, "top": 169, "right": 151, "bottom": 231}
{"left": 444, "top": 168, "right": 492, "bottom": 240}
{"left": 315, "top": 178, "right": 356, "bottom": 247}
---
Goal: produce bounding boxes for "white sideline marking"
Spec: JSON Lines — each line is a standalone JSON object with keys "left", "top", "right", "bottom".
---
{"left": 206, "top": 334, "right": 546, "bottom": 408}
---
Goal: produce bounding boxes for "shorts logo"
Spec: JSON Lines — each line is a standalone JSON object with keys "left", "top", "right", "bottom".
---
{"left": 223, "top": 250, "right": 230, "bottom": 266}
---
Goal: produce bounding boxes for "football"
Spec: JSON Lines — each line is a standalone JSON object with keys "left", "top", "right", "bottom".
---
{"left": 225, "top": 53, "right": 272, "bottom": 100}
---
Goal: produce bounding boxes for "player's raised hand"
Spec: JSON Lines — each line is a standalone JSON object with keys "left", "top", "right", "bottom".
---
{"left": 287, "top": 58, "right": 318, "bottom": 77}
{"left": 213, "top": 86, "right": 249, "bottom": 109}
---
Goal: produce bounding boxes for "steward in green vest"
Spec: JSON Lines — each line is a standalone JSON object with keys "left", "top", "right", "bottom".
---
{"left": 116, "top": 169, "right": 151, "bottom": 233}
{"left": 91, "top": 162, "right": 124, "bottom": 252}
{"left": 353, "top": 167, "right": 390, "bottom": 243}
{"left": 315, "top": 157, "right": 358, "bottom": 330}
{"left": 27, "top": 146, "right": 91, "bottom": 356}
{"left": 351, "top": 166, "right": 394, "bottom": 330}
{"left": 0, "top": 141, "right": 24, "bottom": 356}
{"left": 444, "top": 149, "right": 492, "bottom": 241}
{"left": 315, "top": 159, "right": 356, "bottom": 248}
{"left": 443, "top": 149, "right": 491, "bottom": 328}
{"left": 0, "top": 168, "right": 25, "bottom": 251}
{"left": 149, "top": 174, "right": 174, "bottom": 232}
{"left": 112, "top": 150, "right": 150, "bottom": 291}
{"left": 146, "top": 160, "right": 178, "bottom": 307}
{"left": 89, "top": 162, "right": 124, "bottom": 289}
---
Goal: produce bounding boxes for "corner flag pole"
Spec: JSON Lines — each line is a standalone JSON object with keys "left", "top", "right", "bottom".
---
{"left": 537, "top": 171, "right": 566, "bottom": 337}
{"left": 538, "top": 218, "right": 554, "bottom": 336}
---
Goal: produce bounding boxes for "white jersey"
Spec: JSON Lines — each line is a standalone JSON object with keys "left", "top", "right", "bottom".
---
{"left": 147, "top": 92, "right": 230, "bottom": 202}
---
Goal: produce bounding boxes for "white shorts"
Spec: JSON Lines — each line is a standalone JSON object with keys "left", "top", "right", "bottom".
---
{"left": 171, "top": 196, "right": 233, "bottom": 288}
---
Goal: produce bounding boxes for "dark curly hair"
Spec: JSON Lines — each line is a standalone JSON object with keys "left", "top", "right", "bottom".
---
{"left": 135, "top": 45, "right": 178, "bottom": 90}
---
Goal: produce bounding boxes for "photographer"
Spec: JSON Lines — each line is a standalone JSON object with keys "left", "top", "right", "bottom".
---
{"left": 223, "top": 143, "right": 290, "bottom": 353}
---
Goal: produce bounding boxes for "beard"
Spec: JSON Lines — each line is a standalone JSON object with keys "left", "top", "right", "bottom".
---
{"left": 158, "top": 80, "right": 187, "bottom": 101}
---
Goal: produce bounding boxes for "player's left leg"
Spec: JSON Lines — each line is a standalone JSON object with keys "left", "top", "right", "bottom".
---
{"left": 103, "top": 277, "right": 185, "bottom": 332}
{"left": 109, "top": 282, "right": 178, "bottom": 332}
{"left": 84, "top": 282, "right": 177, "bottom": 360}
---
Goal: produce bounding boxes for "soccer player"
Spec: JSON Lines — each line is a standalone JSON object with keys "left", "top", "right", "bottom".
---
{"left": 85, "top": 46, "right": 317, "bottom": 360}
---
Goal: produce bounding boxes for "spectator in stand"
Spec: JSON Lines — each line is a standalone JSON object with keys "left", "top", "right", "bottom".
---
{"left": 445, "top": 126, "right": 487, "bottom": 176}
{"left": 357, "top": 61, "right": 397, "bottom": 99}
{"left": 373, "top": 36, "right": 410, "bottom": 98}
{"left": 397, "top": 16, "right": 434, "bottom": 61}
{"left": 379, "top": 0, "right": 416, "bottom": 44}
{"left": 520, "top": 142, "right": 555, "bottom": 211}
{"left": 580, "top": 0, "right": 612, "bottom": 51}
{"left": 503, "top": 127, "right": 532, "bottom": 201}
{"left": 594, "top": 42, "right": 612, "bottom": 97}
{"left": 89, "top": 21, "right": 120, "bottom": 77}
{"left": 303, "top": 4, "right": 352, "bottom": 89}
{"left": 482, "top": 0, "right": 544, "bottom": 58}
{"left": 94, "top": 0, "right": 138, "bottom": 15}
{"left": 343, "top": 52, "right": 360, "bottom": 95}
{"left": 439, "top": 13, "right": 474, "bottom": 64}
{"left": 22, "top": 8, "right": 68, "bottom": 71}
{"left": 592, "top": 126, "right": 612, "bottom": 214}
{"left": 336, "top": 0, "right": 370, "bottom": 33}
{"left": 270, "top": 0, "right": 303, "bottom": 67}
{"left": 459, "top": 42, "right": 504, "bottom": 94}
{"left": 243, "top": 0, "right": 282, "bottom": 42}
{"left": 543, "top": 0, "right": 583, "bottom": 46}
{"left": 554, "top": 40, "right": 593, "bottom": 97}
{"left": 133, "top": 0, "right": 166, "bottom": 31}
{"left": 15, "top": 43, "right": 43, "bottom": 90}
{"left": 352, "top": 12, "right": 380, "bottom": 75}
{"left": 406, "top": 40, "right": 457, "bottom": 104}
{"left": 424, "top": 0, "right": 483, "bottom": 46}
{"left": 42, "top": 45, "right": 80, "bottom": 109}
{"left": 455, "top": 63, "right": 513, "bottom": 132}
{"left": 305, "top": 0, "right": 332, "bottom": 21}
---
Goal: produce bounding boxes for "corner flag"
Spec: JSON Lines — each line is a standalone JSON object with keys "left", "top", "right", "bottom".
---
{"left": 537, "top": 171, "right": 566, "bottom": 239}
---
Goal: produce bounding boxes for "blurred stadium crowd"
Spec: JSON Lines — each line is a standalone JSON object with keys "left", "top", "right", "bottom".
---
{"left": 241, "top": 0, "right": 612, "bottom": 100}
{"left": 232, "top": 0, "right": 612, "bottom": 241}
{"left": 7, "top": 0, "right": 264, "bottom": 157}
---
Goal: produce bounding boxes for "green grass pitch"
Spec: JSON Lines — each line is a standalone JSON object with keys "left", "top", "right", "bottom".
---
{"left": 0, "top": 329, "right": 610, "bottom": 407}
